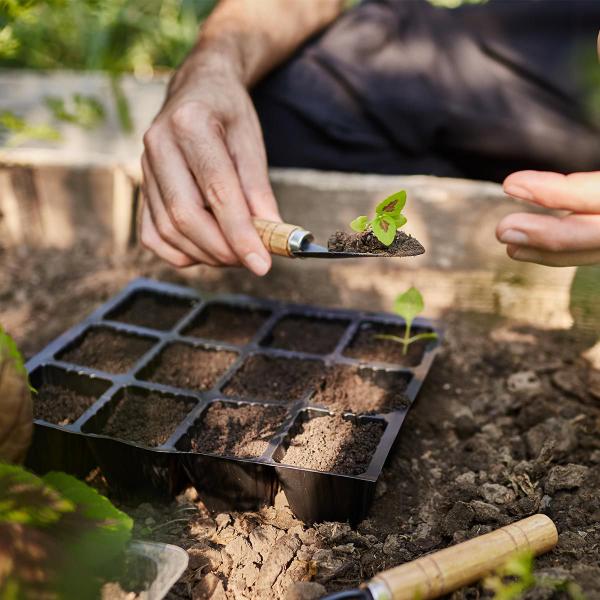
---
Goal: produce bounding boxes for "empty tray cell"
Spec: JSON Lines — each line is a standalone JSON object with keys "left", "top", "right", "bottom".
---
{"left": 276, "top": 411, "right": 385, "bottom": 476}
{"left": 84, "top": 387, "right": 196, "bottom": 447}
{"left": 343, "top": 321, "right": 435, "bottom": 367}
{"left": 177, "top": 401, "right": 286, "bottom": 458}
{"left": 311, "top": 365, "right": 411, "bottom": 415}
{"left": 30, "top": 365, "right": 112, "bottom": 426}
{"left": 138, "top": 342, "right": 237, "bottom": 391}
{"left": 106, "top": 290, "right": 195, "bottom": 331}
{"left": 183, "top": 303, "right": 270, "bottom": 345}
{"left": 222, "top": 354, "right": 325, "bottom": 403}
{"left": 261, "top": 315, "right": 349, "bottom": 355}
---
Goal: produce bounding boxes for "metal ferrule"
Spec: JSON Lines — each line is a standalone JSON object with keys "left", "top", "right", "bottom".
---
{"left": 288, "top": 228, "right": 314, "bottom": 254}
{"left": 365, "top": 579, "right": 393, "bottom": 600}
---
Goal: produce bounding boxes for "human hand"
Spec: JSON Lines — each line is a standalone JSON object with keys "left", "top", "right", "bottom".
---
{"left": 140, "top": 55, "right": 280, "bottom": 275}
{"left": 496, "top": 170, "right": 600, "bottom": 266}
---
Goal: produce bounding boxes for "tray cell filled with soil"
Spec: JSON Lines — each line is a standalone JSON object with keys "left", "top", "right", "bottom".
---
{"left": 177, "top": 401, "right": 286, "bottom": 459}
{"left": 222, "top": 354, "right": 325, "bottom": 403}
{"left": 30, "top": 365, "right": 112, "bottom": 426}
{"left": 182, "top": 303, "right": 270, "bottom": 345}
{"left": 57, "top": 327, "right": 156, "bottom": 374}
{"left": 83, "top": 387, "right": 197, "bottom": 447}
{"left": 310, "top": 365, "right": 411, "bottom": 415}
{"left": 343, "top": 321, "right": 435, "bottom": 366}
{"left": 261, "top": 314, "right": 349, "bottom": 355}
{"left": 106, "top": 290, "right": 196, "bottom": 331}
{"left": 137, "top": 342, "right": 237, "bottom": 391}
{"left": 275, "top": 411, "right": 385, "bottom": 476}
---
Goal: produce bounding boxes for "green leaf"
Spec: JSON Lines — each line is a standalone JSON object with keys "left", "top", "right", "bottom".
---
{"left": 394, "top": 214, "right": 408, "bottom": 229}
{"left": 393, "top": 287, "right": 425, "bottom": 330}
{"left": 0, "top": 325, "right": 34, "bottom": 392}
{"left": 350, "top": 216, "right": 370, "bottom": 232}
{"left": 371, "top": 214, "right": 397, "bottom": 246}
{"left": 375, "top": 190, "right": 407, "bottom": 218}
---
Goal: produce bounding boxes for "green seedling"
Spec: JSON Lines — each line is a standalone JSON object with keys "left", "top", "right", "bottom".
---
{"left": 350, "top": 190, "right": 408, "bottom": 246}
{"left": 376, "top": 287, "right": 438, "bottom": 355}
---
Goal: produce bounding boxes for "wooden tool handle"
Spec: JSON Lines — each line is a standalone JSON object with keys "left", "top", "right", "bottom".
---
{"left": 367, "top": 514, "right": 558, "bottom": 600}
{"left": 252, "top": 218, "right": 309, "bottom": 257}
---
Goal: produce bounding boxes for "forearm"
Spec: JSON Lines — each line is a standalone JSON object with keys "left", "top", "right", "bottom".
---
{"left": 186, "top": 0, "right": 344, "bottom": 86}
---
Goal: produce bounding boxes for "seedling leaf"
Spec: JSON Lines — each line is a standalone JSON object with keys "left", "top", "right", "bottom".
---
{"left": 394, "top": 214, "right": 408, "bottom": 229}
{"left": 350, "top": 216, "right": 370, "bottom": 232}
{"left": 375, "top": 191, "right": 407, "bottom": 218}
{"left": 394, "top": 287, "right": 424, "bottom": 331}
{"left": 372, "top": 214, "right": 397, "bottom": 246}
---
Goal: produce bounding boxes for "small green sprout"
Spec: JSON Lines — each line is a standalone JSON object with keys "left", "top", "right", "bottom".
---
{"left": 376, "top": 287, "right": 438, "bottom": 355}
{"left": 350, "top": 190, "right": 408, "bottom": 246}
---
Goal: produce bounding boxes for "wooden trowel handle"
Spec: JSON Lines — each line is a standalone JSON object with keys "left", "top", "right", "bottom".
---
{"left": 366, "top": 514, "right": 558, "bottom": 600}
{"left": 252, "top": 218, "right": 312, "bottom": 257}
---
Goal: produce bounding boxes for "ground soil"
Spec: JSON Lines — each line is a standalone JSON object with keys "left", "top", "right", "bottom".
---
{"left": 222, "top": 355, "right": 325, "bottom": 403}
{"left": 310, "top": 365, "right": 410, "bottom": 415}
{"left": 344, "top": 322, "right": 430, "bottom": 367}
{"left": 327, "top": 230, "right": 424, "bottom": 257}
{"left": 33, "top": 383, "right": 98, "bottom": 425}
{"left": 109, "top": 292, "right": 195, "bottom": 331}
{"left": 280, "top": 413, "right": 385, "bottom": 476}
{"left": 184, "top": 305, "right": 270, "bottom": 346}
{"left": 141, "top": 344, "right": 237, "bottom": 391}
{"left": 98, "top": 389, "right": 196, "bottom": 447}
{"left": 263, "top": 316, "right": 348, "bottom": 355}
{"left": 187, "top": 402, "right": 286, "bottom": 459}
{"left": 59, "top": 328, "right": 154, "bottom": 374}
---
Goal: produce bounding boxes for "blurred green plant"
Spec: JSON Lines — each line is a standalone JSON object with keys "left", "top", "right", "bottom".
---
{"left": 46, "top": 94, "right": 105, "bottom": 130}
{"left": 0, "top": 463, "right": 133, "bottom": 599}
{"left": 0, "top": 110, "right": 61, "bottom": 147}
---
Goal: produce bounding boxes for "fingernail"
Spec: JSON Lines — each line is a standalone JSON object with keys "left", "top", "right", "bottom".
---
{"left": 499, "top": 229, "right": 530, "bottom": 245}
{"left": 504, "top": 184, "right": 533, "bottom": 202}
{"left": 245, "top": 252, "right": 270, "bottom": 276}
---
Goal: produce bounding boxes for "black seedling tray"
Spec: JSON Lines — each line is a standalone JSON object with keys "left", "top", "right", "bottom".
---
{"left": 25, "top": 278, "right": 439, "bottom": 524}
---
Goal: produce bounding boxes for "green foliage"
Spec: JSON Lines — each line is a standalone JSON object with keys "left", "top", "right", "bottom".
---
{"left": 350, "top": 190, "right": 408, "bottom": 246}
{"left": 484, "top": 552, "right": 587, "bottom": 600}
{"left": 376, "top": 287, "right": 438, "bottom": 355}
{"left": 0, "top": 325, "right": 33, "bottom": 392}
{"left": 0, "top": 463, "right": 133, "bottom": 599}
{"left": 0, "top": 110, "right": 61, "bottom": 147}
{"left": 45, "top": 94, "right": 105, "bottom": 130}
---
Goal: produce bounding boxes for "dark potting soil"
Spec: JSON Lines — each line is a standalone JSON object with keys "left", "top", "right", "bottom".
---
{"left": 109, "top": 292, "right": 194, "bottom": 331}
{"left": 141, "top": 343, "right": 237, "bottom": 391}
{"left": 33, "top": 383, "right": 98, "bottom": 425}
{"left": 280, "top": 413, "right": 384, "bottom": 475}
{"left": 184, "top": 304, "right": 270, "bottom": 345}
{"left": 263, "top": 315, "right": 348, "bottom": 355}
{"left": 311, "top": 365, "right": 410, "bottom": 415}
{"left": 188, "top": 402, "right": 286, "bottom": 458}
{"left": 327, "top": 230, "right": 425, "bottom": 256}
{"left": 59, "top": 328, "right": 154, "bottom": 373}
{"left": 344, "top": 322, "right": 431, "bottom": 367}
{"left": 222, "top": 354, "right": 325, "bottom": 402}
{"left": 99, "top": 389, "right": 195, "bottom": 447}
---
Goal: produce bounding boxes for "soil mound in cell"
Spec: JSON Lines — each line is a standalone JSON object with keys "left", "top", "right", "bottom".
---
{"left": 327, "top": 230, "right": 424, "bottom": 256}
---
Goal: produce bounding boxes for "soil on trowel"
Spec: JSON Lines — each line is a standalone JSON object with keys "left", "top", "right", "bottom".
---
{"left": 59, "top": 328, "right": 154, "bottom": 373}
{"left": 109, "top": 291, "right": 195, "bottom": 331}
{"left": 98, "top": 389, "right": 196, "bottom": 447}
{"left": 184, "top": 304, "right": 270, "bottom": 345}
{"left": 280, "top": 413, "right": 384, "bottom": 475}
{"left": 222, "top": 354, "right": 325, "bottom": 402}
{"left": 141, "top": 343, "right": 237, "bottom": 391}
{"left": 33, "top": 382, "right": 98, "bottom": 425}
{"left": 344, "top": 322, "right": 431, "bottom": 367}
{"left": 311, "top": 365, "right": 411, "bottom": 414}
{"left": 187, "top": 402, "right": 286, "bottom": 458}
{"left": 263, "top": 315, "right": 349, "bottom": 355}
{"left": 327, "top": 230, "right": 425, "bottom": 256}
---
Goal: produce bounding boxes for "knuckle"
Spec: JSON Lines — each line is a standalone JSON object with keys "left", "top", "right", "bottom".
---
{"left": 169, "top": 203, "right": 191, "bottom": 231}
{"left": 143, "top": 126, "right": 160, "bottom": 150}
{"left": 204, "top": 179, "right": 230, "bottom": 211}
{"left": 170, "top": 102, "right": 202, "bottom": 134}
{"left": 139, "top": 228, "right": 155, "bottom": 252}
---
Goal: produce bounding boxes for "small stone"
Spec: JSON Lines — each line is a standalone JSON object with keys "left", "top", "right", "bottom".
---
{"left": 284, "top": 582, "right": 327, "bottom": 600}
{"left": 526, "top": 418, "right": 577, "bottom": 459}
{"left": 545, "top": 464, "right": 589, "bottom": 494}
{"left": 454, "top": 407, "right": 478, "bottom": 439}
{"left": 480, "top": 483, "right": 516, "bottom": 505}
{"left": 470, "top": 500, "right": 501, "bottom": 522}
{"left": 215, "top": 513, "right": 231, "bottom": 531}
{"left": 443, "top": 501, "right": 474, "bottom": 536}
{"left": 507, "top": 370, "right": 542, "bottom": 395}
{"left": 455, "top": 472, "right": 476, "bottom": 486}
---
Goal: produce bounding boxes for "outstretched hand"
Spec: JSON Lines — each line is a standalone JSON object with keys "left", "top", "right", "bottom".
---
{"left": 496, "top": 170, "right": 600, "bottom": 266}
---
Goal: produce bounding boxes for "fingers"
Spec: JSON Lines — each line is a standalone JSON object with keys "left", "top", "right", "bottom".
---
{"left": 497, "top": 212, "right": 600, "bottom": 253}
{"left": 506, "top": 244, "right": 600, "bottom": 267}
{"left": 139, "top": 201, "right": 197, "bottom": 268}
{"left": 503, "top": 170, "right": 600, "bottom": 213}
{"left": 173, "top": 107, "right": 273, "bottom": 276}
